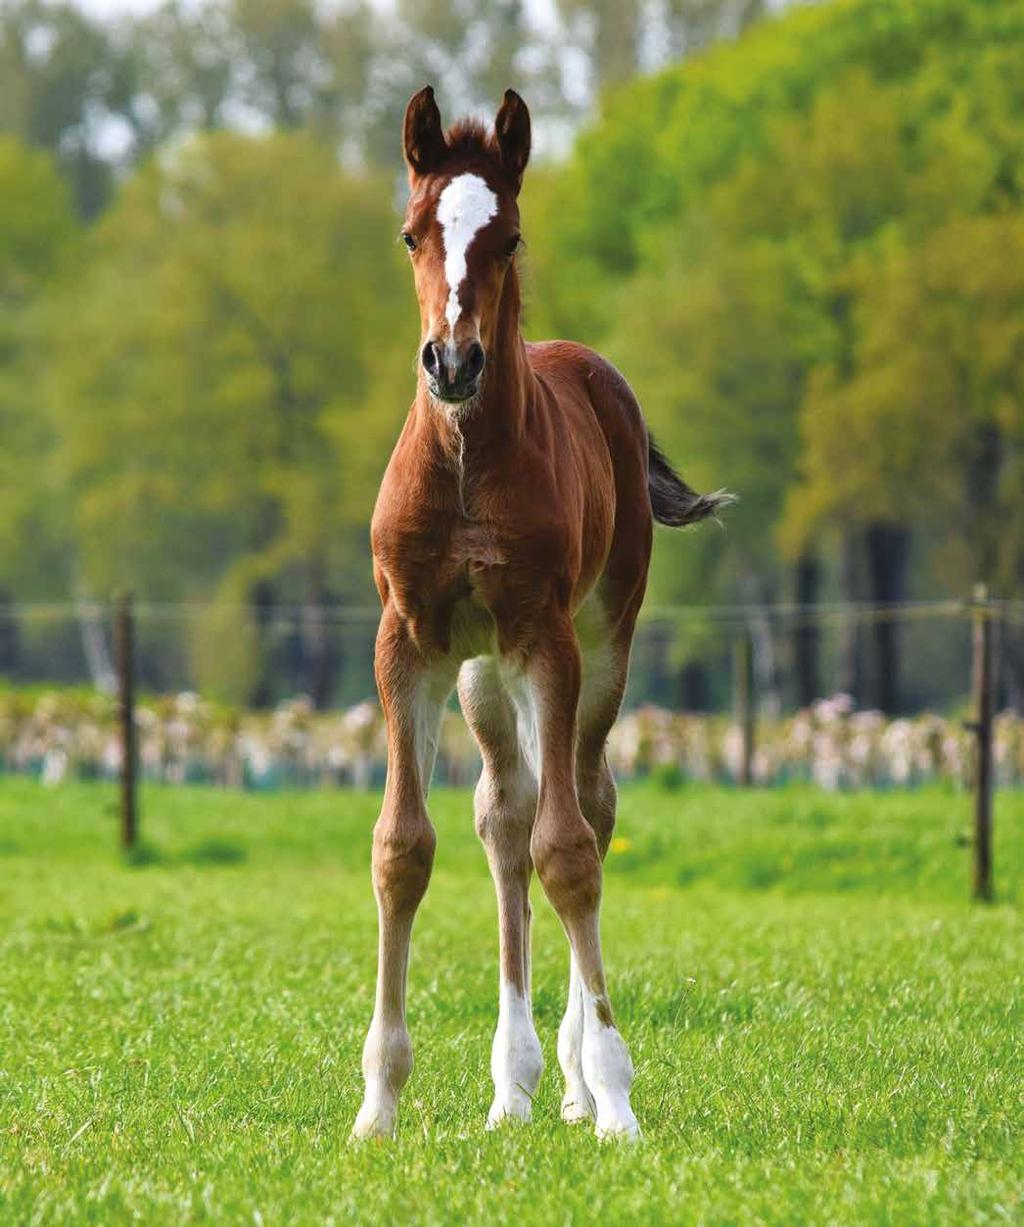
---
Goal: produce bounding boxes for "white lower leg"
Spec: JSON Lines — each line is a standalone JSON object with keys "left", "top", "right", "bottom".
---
{"left": 581, "top": 988, "right": 639, "bottom": 1141}
{"left": 352, "top": 1014, "right": 412, "bottom": 1139}
{"left": 352, "top": 911, "right": 416, "bottom": 1140}
{"left": 558, "top": 955, "right": 595, "bottom": 1122}
{"left": 488, "top": 979, "right": 543, "bottom": 1127}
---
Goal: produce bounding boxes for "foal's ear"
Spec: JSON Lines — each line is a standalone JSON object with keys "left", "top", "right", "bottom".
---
{"left": 494, "top": 89, "right": 531, "bottom": 193}
{"left": 403, "top": 85, "right": 446, "bottom": 181}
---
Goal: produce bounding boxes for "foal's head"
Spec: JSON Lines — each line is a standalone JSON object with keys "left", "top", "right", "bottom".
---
{"left": 401, "top": 86, "right": 531, "bottom": 406}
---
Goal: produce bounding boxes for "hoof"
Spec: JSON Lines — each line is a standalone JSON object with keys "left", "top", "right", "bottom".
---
{"left": 350, "top": 1101, "right": 397, "bottom": 1141}
{"left": 595, "top": 1111, "right": 641, "bottom": 1143}
{"left": 486, "top": 1090, "right": 533, "bottom": 1129}
{"left": 560, "top": 1086, "right": 596, "bottom": 1124}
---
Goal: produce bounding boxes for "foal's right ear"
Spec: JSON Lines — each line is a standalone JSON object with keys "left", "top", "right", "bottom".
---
{"left": 403, "top": 86, "right": 446, "bottom": 182}
{"left": 494, "top": 89, "right": 531, "bottom": 194}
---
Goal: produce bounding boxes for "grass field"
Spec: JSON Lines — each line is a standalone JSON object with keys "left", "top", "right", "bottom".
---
{"left": 1, "top": 778, "right": 1021, "bottom": 1225}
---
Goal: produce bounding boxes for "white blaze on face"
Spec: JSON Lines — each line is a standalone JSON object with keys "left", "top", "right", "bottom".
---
{"left": 436, "top": 172, "right": 498, "bottom": 336}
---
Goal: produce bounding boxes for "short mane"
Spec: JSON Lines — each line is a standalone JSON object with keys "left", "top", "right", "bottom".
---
{"left": 443, "top": 118, "right": 501, "bottom": 166}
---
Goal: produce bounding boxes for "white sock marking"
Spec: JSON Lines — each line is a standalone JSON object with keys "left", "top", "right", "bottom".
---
{"left": 436, "top": 173, "right": 498, "bottom": 335}
{"left": 558, "top": 954, "right": 595, "bottom": 1123}
{"left": 488, "top": 979, "right": 543, "bottom": 1127}
{"left": 352, "top": 1019, "right": 411, "bottom": 1140}
{"left": 581, "top": 989, "right": 640, "bottom": 1140}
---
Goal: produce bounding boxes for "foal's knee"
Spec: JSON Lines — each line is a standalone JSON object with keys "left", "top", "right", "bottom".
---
{"left": 531, "top": 810, "right": 602, "bottom": 918}
{"left": 372, "top": 815, "right": 436, "bottom": 915}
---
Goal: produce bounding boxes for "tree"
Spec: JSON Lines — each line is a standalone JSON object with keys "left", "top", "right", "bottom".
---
{"left": 0, "top": 137, "right": 75, "bottom": 619}
{"left": 535, "top": 1, "right": 1024, "bottom": 710}
{"left": 0, "top": 1, "right": 137, "bottom": 216}
{"left": 48, "top": 132, "right": 413, "bottom": 704}
{"left": 786, "top": 214, "right": 1024, "bottom": 596}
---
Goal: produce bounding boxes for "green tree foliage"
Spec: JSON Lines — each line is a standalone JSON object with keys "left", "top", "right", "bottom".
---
{"left": 47, "top": 132, "right": 413, "bottom": 700}
{"left": 3, "top": 0, "right": 1024, "bottom": 711}
{"left": 536, "top": 0, "right": 1024, "bottom": 605}
{"left": 787, "top": 215, "right": 1024, "bottom": 591}
{"left": 517, "top": 0, "right": 1024, "bottom": 708}
{"left": 1, "top": 0, "right": 775, "bottom": 211}
{"left": 0, "top": 137, "right": 75, "bottom": 599}
{"left": 0, "top": 1, "right": 137, "bottom": 216}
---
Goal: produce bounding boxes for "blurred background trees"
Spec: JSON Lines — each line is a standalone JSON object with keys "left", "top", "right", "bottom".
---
{"left": 1, "top": 0, "right": 1022, "bottom": 710}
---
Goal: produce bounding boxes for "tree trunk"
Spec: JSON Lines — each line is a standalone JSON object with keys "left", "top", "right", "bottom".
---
{"left": 738, "top": 568, "right": 780, "bottom": 716}
{"left": 793, "top": 552, "right": 820, "bottom": 708}
{"left": 1004, "top": 626, "right": 1024, "bottom": 714}
{"left": 0, "top": 588, "right": 18, "bottom": 677}
{"left": 1003, "top": 556, "right": 1024, "bottom": 714}
{"left": 838, "top": 529, "right": 866, "bottom": 704}
{"left": 676, "top": 660, "right": 711, "bottom": 712}
{"left": 301, "top": 564, "right": 335, "bottom": 710}
{"left": 964, "top": 421, "right": 1002, "bottom": 587}
{"left": 865, "top": 522, "right": 910, "bottom": 714}
{"left": 250, "top": 581, "right": 277, "bottom": 709}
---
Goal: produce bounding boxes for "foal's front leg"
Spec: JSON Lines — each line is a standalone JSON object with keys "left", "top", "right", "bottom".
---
{"left": 459, "top": 658, "right": 543, "bottom": 1128}
{"left": 352, "top": 609, "right": 453, "bottom": 1140}
{"left": 528, "top": 616, "right": 640, "bottom": 1140}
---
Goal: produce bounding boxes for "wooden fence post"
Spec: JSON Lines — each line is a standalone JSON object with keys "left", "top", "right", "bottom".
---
{"left": 970, "top": 584, "right": 994, "bottom": 902}
{"left": 115, "top": 593, "right": 138, "bottom": 851}
{"left": 734, "top": 630, "right": 755, "bottom": 787}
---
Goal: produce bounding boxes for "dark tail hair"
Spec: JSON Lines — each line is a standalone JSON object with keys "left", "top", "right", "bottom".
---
{"left": 647, "top": 434, "right": 734, "bottom": 527}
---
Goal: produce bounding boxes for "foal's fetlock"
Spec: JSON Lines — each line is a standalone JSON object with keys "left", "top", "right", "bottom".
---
{"left": 486, "top": 1085, "right": 535, "bottom": 1129}
{"left": 558, "top": 999, "right": 595, "bottom": 1124}
{"left": 352, "top": 1021, "right": 413, "bottom": 1141}
{"left": 351, "top": 1095, "right": 398, "bottom": 1141}
{"left": 582, "top": 1023, "right": 640, "bottom": 1142}
{"left": 560, "top": 1083, "right": 597, "bottom": 1124}
{"left": 488, "top": 1014, "right": 543, "bottom": 1129}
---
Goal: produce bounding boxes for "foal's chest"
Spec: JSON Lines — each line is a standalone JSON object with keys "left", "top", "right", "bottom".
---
{"left": 374, "top": 509, "right": 517, "bottom": 651}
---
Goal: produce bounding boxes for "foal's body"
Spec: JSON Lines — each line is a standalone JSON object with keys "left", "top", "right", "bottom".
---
{"left": 353, "top": 88, "right": 725, "bottom": 1141}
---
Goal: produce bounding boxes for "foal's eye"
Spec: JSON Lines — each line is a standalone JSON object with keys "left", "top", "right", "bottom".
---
{"left": 401, "top": 231, "right": 417, "bottom": 252}
{"left": 505, "top": 233, "right": 522, "bottom": 258}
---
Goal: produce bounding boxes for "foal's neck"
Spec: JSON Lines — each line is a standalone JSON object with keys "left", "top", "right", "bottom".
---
{"left": 422, "top": 269, "right": 531, "bottom": 475}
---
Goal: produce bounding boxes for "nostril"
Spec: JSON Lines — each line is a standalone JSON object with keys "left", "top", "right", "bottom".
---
{"left": 421, "top": 341, "right": 441, "bottom": 378}
{"left": 465, "top": 342, "right": 485, "bottom": 380}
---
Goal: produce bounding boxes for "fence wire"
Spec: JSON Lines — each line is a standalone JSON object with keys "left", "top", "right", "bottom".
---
{"left": 1, "top": 594, "right": 1022, "bottom": 792}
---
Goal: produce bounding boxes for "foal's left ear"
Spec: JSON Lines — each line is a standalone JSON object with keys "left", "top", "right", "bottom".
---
{"left": 495, "top": 89, "right": 531, "bottom": 194}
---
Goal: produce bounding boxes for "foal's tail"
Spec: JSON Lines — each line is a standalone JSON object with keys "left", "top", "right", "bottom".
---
{"left": 647, "top": 434, "right": 734, "bottom": 528}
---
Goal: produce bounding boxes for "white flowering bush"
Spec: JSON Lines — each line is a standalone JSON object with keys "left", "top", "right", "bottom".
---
{"left": 0, "top": 687, "right": 1021, "bottom": 791}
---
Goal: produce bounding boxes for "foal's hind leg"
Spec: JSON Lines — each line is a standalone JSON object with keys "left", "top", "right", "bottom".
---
{"left": 529, "top": 615, "right": 639, "bottom": 1140}
{"left": 352, "top": 608, "right": 455, "bottom": 1140}
{"left": 558, "top": 635, "right": 627, "bottom": 1125}
{"left": 458, "top": 657, "right": 543, "bottom": 1127}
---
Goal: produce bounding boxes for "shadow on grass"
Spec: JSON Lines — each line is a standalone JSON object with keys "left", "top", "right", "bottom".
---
{"left": 42, "top": 909, "right": 152, "bottom": 938}
{"left": 123, "top": 840, "right": 166, "bottom": 868}
{"left": 122, "top": 839, "right": 248, "bottom": 869}
{"left": 181, "top": 838, "right": 248, "bottom": 866}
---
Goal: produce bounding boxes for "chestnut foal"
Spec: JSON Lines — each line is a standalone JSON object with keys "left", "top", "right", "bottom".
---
{"left": 352, "top": 87, "right": 727, "bottom": 1142}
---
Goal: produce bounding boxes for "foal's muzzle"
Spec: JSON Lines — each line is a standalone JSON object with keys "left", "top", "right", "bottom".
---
{"left": 422, "top": 339, "right": 485, "bottom": 403}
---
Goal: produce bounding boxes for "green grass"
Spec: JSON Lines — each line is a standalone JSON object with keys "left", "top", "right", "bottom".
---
{"left": 1, "top": 778, "right": 1021, "bottom": 1225}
